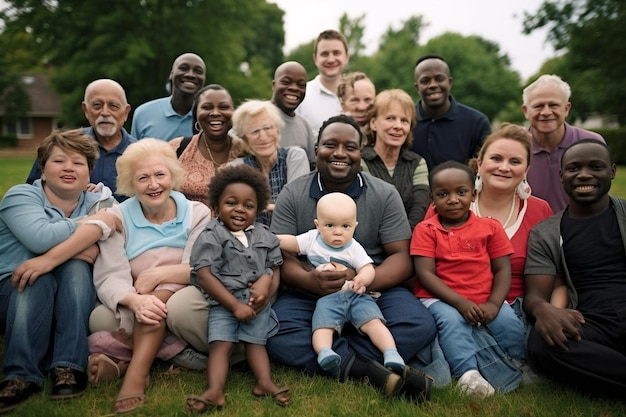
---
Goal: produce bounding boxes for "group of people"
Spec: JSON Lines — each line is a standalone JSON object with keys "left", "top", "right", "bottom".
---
{"left": 1, "top": 26, "right": 624, "bottom": 416}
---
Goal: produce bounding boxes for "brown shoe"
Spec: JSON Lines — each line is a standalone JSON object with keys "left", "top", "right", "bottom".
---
{"left": 49, "top": 367, "right": 87, "bottom": 400}
{"left": 0, "top": 379, "right": 41, "bottom": 414}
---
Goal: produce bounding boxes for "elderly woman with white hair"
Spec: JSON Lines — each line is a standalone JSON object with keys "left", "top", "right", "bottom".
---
{"left": 230, "top": 100, "right": 310, "bottom": 225}
{"left": 87, "top": 138, "right": 211, "bottom": 414}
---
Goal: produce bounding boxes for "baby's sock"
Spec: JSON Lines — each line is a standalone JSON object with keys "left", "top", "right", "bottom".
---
{"left": 383, "top": 348, "right": 405, "bottom": 372}
{"left": 317, "top": 347, "right": 341, "bottom": 371}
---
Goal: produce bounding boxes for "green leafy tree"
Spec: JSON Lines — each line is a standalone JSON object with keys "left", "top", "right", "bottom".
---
{"left": 339, "top": 12, "right": 366, "bottom": 61}
{"left": 0, "top": 53, "right": 31, "bottom": 121}
{"left": 415, "top": 32, "right": 521, "bottom": 122}
{"left": 365, "top": 16, "right": 426, "bottom": 93}
{"left": 523, "top": 0, "right": 626, "bottom": 124}
{"left": 0, "top": 0, "right": 284, "bottom": 126}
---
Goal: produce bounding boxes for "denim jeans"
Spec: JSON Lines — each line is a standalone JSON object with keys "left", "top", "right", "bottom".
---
{"left": 0, "top": 259, "right": 95, "bottom": 385}
{"left": 266, "top": 286, "right": 437, "bottom": 379}
{"left": 427, "top": 300, "right": 526, "bottom": 378}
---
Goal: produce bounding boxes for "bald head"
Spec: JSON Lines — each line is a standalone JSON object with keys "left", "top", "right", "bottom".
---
{"left": 274, "top": 61, "right": 307, "bottom": 80}
{"left": 317, "top": 192, "right": 356, "bottom": 220}
{"left": 171, "top": 53, "right": 205, "bottom": 72}
{"left": 84, "top": 79, "right": 127, "bottom": 104}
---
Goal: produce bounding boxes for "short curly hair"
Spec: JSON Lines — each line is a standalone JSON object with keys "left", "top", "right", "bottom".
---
{"left": 208, "top": 164, "right": 271, "bottom": 213}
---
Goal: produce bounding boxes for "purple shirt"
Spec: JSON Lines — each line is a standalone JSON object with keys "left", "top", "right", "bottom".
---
{"left": 526, "top": 123, "right": 604, "bottom": 213}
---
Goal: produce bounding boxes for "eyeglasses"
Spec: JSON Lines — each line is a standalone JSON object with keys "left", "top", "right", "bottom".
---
{"left": 246, "top": 125, "right": 276, "bottom": 139}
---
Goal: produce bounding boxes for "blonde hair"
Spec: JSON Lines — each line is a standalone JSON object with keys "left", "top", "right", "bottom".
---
{"left": 362, "top": 89, "right": 416, "bottom": 148}
{"left": 115, "top": 138, "right": 185, "bottom": 197}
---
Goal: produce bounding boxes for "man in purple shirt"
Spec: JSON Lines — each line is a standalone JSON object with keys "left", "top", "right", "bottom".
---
{"left": 522, "top": 74, "right": 604, "bottom": 213}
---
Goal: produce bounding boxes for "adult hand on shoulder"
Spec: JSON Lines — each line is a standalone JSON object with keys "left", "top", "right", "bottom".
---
{"left": 534, "top": 303, "right": 585, "bottom": 351}
{"left": 128, "top": 294, "right": 168, "bottom": 325}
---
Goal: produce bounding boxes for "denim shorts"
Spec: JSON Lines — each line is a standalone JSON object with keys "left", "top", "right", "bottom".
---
{"left": 208, "top": 289, "right": 279, "bottom": 345}
{"left": 312, "top": 291, "right": 385, "bottom": 334}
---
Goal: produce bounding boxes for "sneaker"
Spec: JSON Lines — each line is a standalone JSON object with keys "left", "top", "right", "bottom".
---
{"left": 49, "top": 367, "right": 87, "bottom": 400}
{"left": 457, "top": 370, "right": 495, "bottom": 397}
{"left": 170, "top": 348, "right": 207, "bottom": 371}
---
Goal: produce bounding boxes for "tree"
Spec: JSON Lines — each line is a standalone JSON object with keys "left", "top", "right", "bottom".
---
{"left": 415, "top": 33, "right": 521, "bottom": 122}
{"left": 523, "top": 0, "right": 626, "bottom": 124}
{"left": 364, "top": 16, "right": 426, "bottom": 93}
{"left": 0, "top": 0, "right": 284, "bottom": 126}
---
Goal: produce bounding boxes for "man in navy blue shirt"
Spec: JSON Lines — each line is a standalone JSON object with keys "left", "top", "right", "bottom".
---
{"left": 27, "top": 79, "right": 136, "bottom": 201}
{"left": 411, "top": 55, "right": 490, "bottom": 172}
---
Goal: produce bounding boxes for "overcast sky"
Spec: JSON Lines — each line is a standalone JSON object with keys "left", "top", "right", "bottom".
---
{"left": 270, "top": 0, "right": 556, "bottom": 80}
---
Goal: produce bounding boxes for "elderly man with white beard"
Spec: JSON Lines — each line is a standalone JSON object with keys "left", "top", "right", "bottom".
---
{"left": 26, "top": 79, "right": 136, "bottom": 201}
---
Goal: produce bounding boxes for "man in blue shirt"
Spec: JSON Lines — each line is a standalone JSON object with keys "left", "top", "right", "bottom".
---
{"left": 26, "top": 79, "right": 136, "bottom": 202}
{"left": 411, "top": 55, "right": 491, "bottom": 172}
{"left": 131, "top": 53, "right": 206, "bottom": 141}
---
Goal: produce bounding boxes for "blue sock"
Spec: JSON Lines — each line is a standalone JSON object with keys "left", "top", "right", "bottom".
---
{"left": 384, "top": 348, "right": 405, "bottom": 372}
{"left": 318, "top": 347, "right": 341, "bottom": 371}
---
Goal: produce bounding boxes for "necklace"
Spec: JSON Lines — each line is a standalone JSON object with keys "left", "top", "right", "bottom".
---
{"left": 474, "top": 193, "right": 516, "bottom": 228}
{"left": 201, "top": 133, "right": 224, "bottom": 168}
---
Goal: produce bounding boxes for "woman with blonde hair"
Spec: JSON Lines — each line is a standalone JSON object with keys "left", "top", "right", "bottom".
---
{"left": 361, "top": 89, "right": 430, "bottom": 228}
{"left": 230, "top": 100, "right": 310, "bottom": 225}
{"left": 87, "top": 138, "right": 211, "bottom": 414}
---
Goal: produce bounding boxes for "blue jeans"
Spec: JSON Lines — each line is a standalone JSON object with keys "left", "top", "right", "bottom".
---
{"left": 266, "top": 286, "right": 437, "bottom": 379}
{"left": 0, "top": 259, "right": 95, "bottom": 385}
{"left": 427, "top": 300, "right": 526, "bottom": 377}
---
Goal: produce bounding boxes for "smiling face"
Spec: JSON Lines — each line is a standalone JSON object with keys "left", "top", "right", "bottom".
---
{"left": 244, "top": 111, "right": 280, "bottom": 159}
{"left": 414, "top": 59, "right": 452, "bottom": 115}
{"left": 272, "top": 62, "right": 307, "bottom": 115}
{"left": 82, "top": 80, "right": 130, "bottom": 140}
{"left": 196, "top": 88, "right": 234, "bottom": 139}
{"left": 522, "top": 85, "right": 571, "bottom": 138}
{"left": 340, "top": 78, "right": 376, "bottom": 125}
{"left": 430, "top": 167, "right": 476, "bottom": 228}
{"left": 215, "top": 182, "right": 258, "bottom": 232}
{"left": 370, "top": 101, "right": 412, "bottom": 149}
{"left": 478, "top": 138, "right": 529, "bottom": 195}
{"left": 40, "top": 146, "right": 91, "bottom": 200}
{"left": 313, "top": 39, "right": 349, "bottom": 79}
{"left": 170, "top": 53, "right": 206, "bottom": 96}
{"left": 315, "top": 122, "right": 362, "bottom": 190}
{"left": 132, "top": 154, "right": 174, "bottom": 213}
{"left": 560, "top": 141, "right": 615, "bottom": 208}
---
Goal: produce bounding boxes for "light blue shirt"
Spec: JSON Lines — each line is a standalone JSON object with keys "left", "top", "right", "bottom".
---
{"left": 0, "top": 180, "right": 107, "bottom": 281}
{"left": 131, "top": 97, "right": 193, "bottom": 141}
{"left": 119, "top": 191, "right": 191, "bottom": 260}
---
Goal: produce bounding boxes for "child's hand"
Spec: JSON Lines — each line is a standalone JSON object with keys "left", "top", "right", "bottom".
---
{"left": 454, "top": 298, "right": 484, "bottom": 326}
{"left": 248, "top": 274, "right": 272, "bottom": 312}
{"left": 233, "top": 303, "right": 256, "bottom": 322}
{"left": 478, "top": 301, "right": 501, "bottom": 325}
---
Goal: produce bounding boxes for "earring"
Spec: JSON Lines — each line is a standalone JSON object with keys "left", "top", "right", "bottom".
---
{"left": 516, "top": 178, "right": 532, "bottom": 200}
{"left": 194, "top": 121, "right": 202, "bottom": 133}
{"left": 474, "top": 174, "right": 483, "bottom": 193}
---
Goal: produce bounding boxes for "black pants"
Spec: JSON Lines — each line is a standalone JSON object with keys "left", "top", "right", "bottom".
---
{"left": 527, "top": 306, "right": 626, "bottom": 399}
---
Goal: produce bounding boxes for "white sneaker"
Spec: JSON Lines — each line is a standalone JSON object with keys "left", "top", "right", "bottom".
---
{"left": 457, "top": 370, "right": 495, "bottom": 397}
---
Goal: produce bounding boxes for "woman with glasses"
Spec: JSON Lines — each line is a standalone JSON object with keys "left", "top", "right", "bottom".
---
{"left": 230, "top": 100, "right": 310, "bottom": 225}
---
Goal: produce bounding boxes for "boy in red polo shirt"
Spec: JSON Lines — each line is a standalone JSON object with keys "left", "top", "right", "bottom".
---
{"left": 410, "top": 161, "right": 525, "bottom": 397}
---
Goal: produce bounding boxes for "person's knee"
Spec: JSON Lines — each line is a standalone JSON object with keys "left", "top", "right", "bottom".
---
{"left": 89, "top": 304, "right": 120, "bottom": 333}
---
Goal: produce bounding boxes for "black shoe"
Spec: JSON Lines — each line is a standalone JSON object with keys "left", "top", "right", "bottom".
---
{"left": 49, "top": 368, "right": 87, "bottom": 400}
{"left": 0, "top": 379, "right": 41, "bottom": 414}
{"left": 397, "top": 365, "right": 433, "bottom": 404}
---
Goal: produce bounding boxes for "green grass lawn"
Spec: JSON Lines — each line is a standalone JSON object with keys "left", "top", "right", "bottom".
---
{"left": 0, "top": 155, "right": 625, "bottom": 416}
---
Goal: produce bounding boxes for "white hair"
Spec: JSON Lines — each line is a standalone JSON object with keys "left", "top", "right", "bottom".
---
{"left": 522, "top": 74, "right": 571, "bottom": 105}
